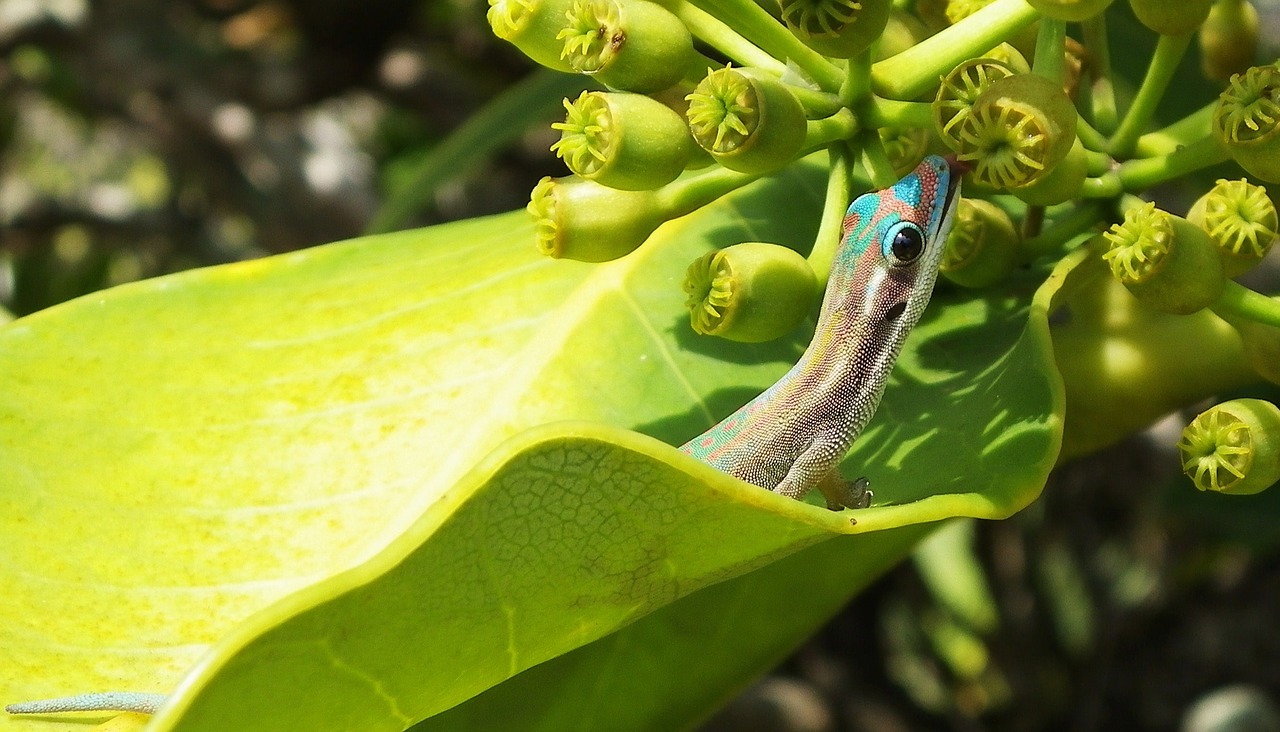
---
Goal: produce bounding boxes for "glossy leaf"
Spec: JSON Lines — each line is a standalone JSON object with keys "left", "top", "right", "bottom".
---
{"left": 0, "top": 163, "right": 1064, "bottom": 732}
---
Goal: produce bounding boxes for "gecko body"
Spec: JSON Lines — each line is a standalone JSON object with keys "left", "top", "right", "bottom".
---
{"left": 6, "top": 156, "right": 961, "bottom": 720}
{"left": 682, "top": 155, "right": 961, "bottom": 510}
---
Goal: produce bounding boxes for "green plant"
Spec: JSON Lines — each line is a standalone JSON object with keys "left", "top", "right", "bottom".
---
{"left": 3, "top": 1, "right": 1279, "bottom": 731}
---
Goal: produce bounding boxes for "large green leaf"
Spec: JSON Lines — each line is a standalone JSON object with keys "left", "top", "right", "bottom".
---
{"left": 0, "top": 164, "right": 1064, "bottom": 732}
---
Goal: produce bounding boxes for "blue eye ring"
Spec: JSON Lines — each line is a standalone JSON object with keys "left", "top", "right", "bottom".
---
{"left": 882, "top": 221, "right": 926, "bottom": 266}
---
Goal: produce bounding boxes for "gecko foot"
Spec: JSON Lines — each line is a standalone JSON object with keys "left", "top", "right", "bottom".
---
{"left": 819, "top": 475, "right": 873, "bottom": 511}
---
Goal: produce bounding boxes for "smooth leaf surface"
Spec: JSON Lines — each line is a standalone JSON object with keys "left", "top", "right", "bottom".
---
{"left": 0, "top": 163, "right": 1064, "bottom": 732}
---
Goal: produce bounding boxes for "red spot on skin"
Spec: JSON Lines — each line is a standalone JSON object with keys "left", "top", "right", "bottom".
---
{"left": 843, "top": 213, "right": 858, "bottom": 233}
{"left": 700, "top": 436, "right": 716, "bottom": 448}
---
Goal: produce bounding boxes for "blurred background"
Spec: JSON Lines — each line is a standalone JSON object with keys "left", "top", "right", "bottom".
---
{"left": 0, "top": 0, "right": 571, "bottom": 315}
{"left": 4, "top": 1, "right": 1280, "bottom": 730}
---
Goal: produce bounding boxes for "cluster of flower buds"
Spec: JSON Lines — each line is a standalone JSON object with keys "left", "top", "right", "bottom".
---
{"left": 491, "top": 0, "right": 1280, "bottom": 493}
{"left": 490, "top": 0, "right": 1275, "bottom": 340}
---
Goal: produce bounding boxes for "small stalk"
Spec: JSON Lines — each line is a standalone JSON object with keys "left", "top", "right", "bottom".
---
{"left": 1108, "top": 33, "right": 1193, "bottom": 157}
{"left": 1076, "top": 116, "right": 1109, "bottom": 152}
{"left": 689, "top": 0, "right": 844, "bottom": 91}
{"left": 1083, "top": 136, "right": 1231, "bottom": 197}
{"left": 871, "top": 0, "right": 1039, "bottom": 100}
{"left": 1213, "top": 284, "right": 1280, "bottom": 329}
{"left": 657, "top": 166, "right": 761, "bottom": 213}
{"left": 808, "top": 144, "right": 856, "bottom": 279}
{"left": 1115, "top": 136, "right": 1232, "bottom": 190}
{"left": 1032, "top": 17, "right": 1067, "bottom": 82}
{"left": 1082, "top": 13, "right": 1119, "bottom": 135}
{"left": 661, "top": 0, "right": 788, "bottom": 75}
{"left": 858, "top": 131, "right": 898, "bottom": 189}
{"left": 1135, "top": 102, "right": 1216, "bottom": 156}
{"left": 1021, "top": 202, "right": 1105, "bottom": 259}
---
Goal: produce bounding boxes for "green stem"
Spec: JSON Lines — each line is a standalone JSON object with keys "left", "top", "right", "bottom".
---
{"left": 809, "top": 144, "right": 855, "bottom": 279}
{"left": 865, "top": 97, "right": 934, "bottom": 129}
{"left": 1031, "top": 18, "right": 1066, "bottom": 82}
{"left": 803, "top": 109, "right": 860, "bottom": 150}
{"left": 871, "top": 0, "right": 1039, "bottom": 100}
{"left": 1077, "top": 116, "right": 1109, "bottom": 153}
{"left": 1084, "top": 149, "right": 1113, "bottom": 176}
{"left": 843, "top": 52, "right": 871, "bottom": 108}
{"left": 791, "top": 87, "right": 844, "bottom": 119}
{"left": 1213, "top": 282, "right": 1280, "bottom": 329}
{"left": 662, "top": 0, "right": 788, "bottom": 75}
{"left": 1108, "top": 33, "right": 1193, "bottom": 157}
{"left": 1135, "top": 102, "right": 1216, "bottom": 157}
{"left": 1021, "top": 202, "right": 1104, "bottom": 259}
{"left": 367, "top": 69, "right": 592, "bottom": 234}
{"left": 688, "top": 0, "right": 844, "bottom": 91}
{"left": 1082, "top": 14, "right": 1119, "bottom": 135}
{"left": 858, "top": 131, "right": 897, "bottom": 189}
{"left": 1082, "top": 136, "right": 1230, "bottom": 197}
{"left": 654, "top": 165, "right": 761, "bottom": 216}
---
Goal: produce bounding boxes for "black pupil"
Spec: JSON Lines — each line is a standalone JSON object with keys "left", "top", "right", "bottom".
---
{"left": 891, "top": 227, "right": 924, "bottom": 263}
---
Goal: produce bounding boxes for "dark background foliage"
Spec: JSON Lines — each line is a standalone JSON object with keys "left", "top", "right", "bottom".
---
{"left": 3, "top": 2, "right": 1280, "bottom": 730}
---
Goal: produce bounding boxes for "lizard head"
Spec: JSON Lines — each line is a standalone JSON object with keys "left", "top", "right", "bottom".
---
{"left": 832, "top": 155, "right": 963, "bottom": 329}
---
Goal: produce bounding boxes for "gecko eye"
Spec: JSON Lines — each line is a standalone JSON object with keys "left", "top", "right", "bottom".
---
{"left": 884, "top": 222, "right": 925, "bottom": 266}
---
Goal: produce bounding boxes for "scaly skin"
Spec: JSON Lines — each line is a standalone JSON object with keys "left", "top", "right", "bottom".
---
{"left": 5, "top": 157, "right": 962, "bottom": 720}
{"left": 681, "top": 155, "right": 962, "bottom": 510}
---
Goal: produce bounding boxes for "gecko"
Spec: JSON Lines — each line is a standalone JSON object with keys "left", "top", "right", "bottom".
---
{"left": 4, "top": 155, "right": 961, "bottom": 720}
{"left": 681, "top": 154, "right": 962, "bottom": 511}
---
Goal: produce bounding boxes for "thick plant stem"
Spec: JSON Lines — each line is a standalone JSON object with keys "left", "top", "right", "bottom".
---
{"left": 1082, "top": 14, "right": 1119, "bottom": 135}
{"left": 1108, "top": 33, "right": 1194, "bottom": 157}
{"left": 865, "top": 98, "right": 933, "bottom": 130}
{"left": 843, "top": 52, "right": 871, "bottom": 108}
{"left": 663, "top": 0, "right": 788, "bottom": 75}
{"left": 809, "top": 145, "right": 855, "bottom": 279}
{"left": 687, "top": 0, "right": 844, "bottom": 91}
{"left": 870, "top": 0, "right": 1039, "bottom": 100}
{"left": 1214, "top": 283, "right": 1280, "bottom": 329}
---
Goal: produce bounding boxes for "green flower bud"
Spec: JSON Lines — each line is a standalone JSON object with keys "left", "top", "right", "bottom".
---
{"left": 873, "top": 8, "right": 928, "bottom": 61}
{"left": 1027, "top": 0, "right": 1114, "bottom": 22}
{"left": 1129, "top": 0, "right": 1213, "bottom": 36}
{"left": 940, "top": 198, "right": 1021, "bottom": 288}
{"left": 1101, "top": 201, "right": 1226, "bottom": 314}
{"left": 933, "top": 58, "right": 1018, "bottom": 152}
{"left": 1013, "top": 136, "right": 1088, "bottom": 206}
{"left": 686, "top": 67, "right": 807, "bottom": 174}
{"left": 683, "top": 242, "right": 818, "bottom": 342}
{"left": 487, "top": 0, "right": 578, "bottom": 72}
{"left": 558, "top": 0, "right": 697, "bottom": 93}
{"left": 778, "top": 0, "right": 893, "bottom": 59}
{"left": 879, "top": 126, "right": 929, "bottom": 177}
{"left": 550, "top": 91, "right": 696, "bottom": 190}
{"left": 1179, "top": 398, "right": 1280, "bottom": 495}
{"left": 528, "top": 175, "right": 664, "bottom": 261}
{"left": 952, "top": 74, "right": 1078, "bottom": 190}
{"left": 1199, "top": 0, "right": 1260, "bottom": 81}
{"left": 1213, "top": 65, "right": 1280, "bottom": 182}
{"left": 1187, "top": 178, "right": 1278, "bottom": 277}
